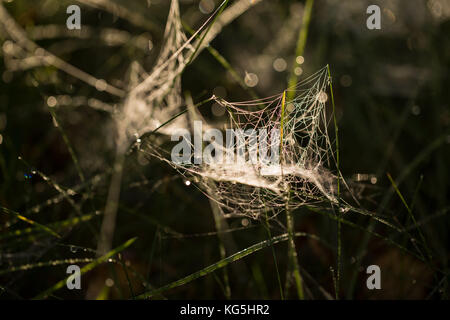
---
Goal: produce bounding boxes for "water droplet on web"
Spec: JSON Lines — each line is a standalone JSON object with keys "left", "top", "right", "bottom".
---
{"left": 317, "top": 91, "right": 328, "bottom": 103}
{"left": 70, "top": 246, "right": 78, "bottom": 253}
{"left": 105, "top": 278, "right": 114, "bottom": 287}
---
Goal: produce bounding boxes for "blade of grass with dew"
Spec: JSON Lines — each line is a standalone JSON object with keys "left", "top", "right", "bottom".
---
{"left": 0, "top": 212, "right": 97, "bottom": 240}
{"left": 135, "top": 232, "right": 323, "bottom": 299}
{"left": 0, "top": 258, "right": 94, "bottom": 275}
{"left": 33, "top": 237, "right": 137, "bottom": 299}
{"left": 1, "top": 206, "right": 60, "bottom": 239}
{"left": 17, "top": 157, "right": 98, "bottom": 236}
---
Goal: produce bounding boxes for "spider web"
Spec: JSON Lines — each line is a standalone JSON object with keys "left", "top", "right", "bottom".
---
{"left": 115, "top": 0, "right": 193, "bottom": 151}
{"left": 145, "top": 66, "right": 339, "bottom": 219}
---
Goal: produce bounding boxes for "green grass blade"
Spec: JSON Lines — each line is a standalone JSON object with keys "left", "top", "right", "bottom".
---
{"left": 186, "top": 0, "right": 230, "bottom": 65}
{"left": 33, "top": 237, "right": 137, "bottom": 299}
{"left": 0, "top": 212, "right": 97, "bottom": 240}
{"left": 48, "top": 106, "right": 85, "bottom": 183}
{"left": 287, "top": 0, "right": 314, "bottom": 102}
{"left": 0, "top": 258, "right": 94, "bottom": 275}
{"left": 136, "top": 232, "right": 320, "bottom": 299}
{"left": 1, "top": 206, "right": 60, "bottom": 239}
{"left": 327, "top": 64, "right": 341, "bottom": 299}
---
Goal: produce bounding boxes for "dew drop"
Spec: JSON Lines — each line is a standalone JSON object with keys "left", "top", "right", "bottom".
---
{"left": 105, "top": 278, "right": 114, "bottom": 287}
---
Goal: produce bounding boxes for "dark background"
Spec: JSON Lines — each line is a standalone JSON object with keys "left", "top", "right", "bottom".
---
{"left": 0, "top": 0, "right": 449, "bottom": 299}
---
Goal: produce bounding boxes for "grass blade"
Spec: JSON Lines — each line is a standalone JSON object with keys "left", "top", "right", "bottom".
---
{"left": 136, "top": 232, "right": 320, "bottom": 299}
{"left": 33, "top": 237, "right": 137, "bottom": 299}
{"left": 1, "top": 206, "right": 60, "bottom": 239}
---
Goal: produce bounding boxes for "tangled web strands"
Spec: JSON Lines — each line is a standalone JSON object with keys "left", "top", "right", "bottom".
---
{"left": 147, "top": 67, "right": 339, "bottom": 219}
{"left": 116, "top": 0, "right": 193, "bottom": 150}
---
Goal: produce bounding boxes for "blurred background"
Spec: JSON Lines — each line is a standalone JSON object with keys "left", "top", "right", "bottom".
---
{"left": 0, "top": 0, "right": 449, "bottom": 299}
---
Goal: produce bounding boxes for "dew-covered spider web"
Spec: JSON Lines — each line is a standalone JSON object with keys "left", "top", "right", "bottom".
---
{"left": 115, "top": 0, "right": 193, "bottom": 151}
{"left": 144, "top": 66, "right": 340, "bottom": 219}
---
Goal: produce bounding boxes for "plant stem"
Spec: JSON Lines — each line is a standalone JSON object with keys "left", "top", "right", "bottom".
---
{"left": 287, "top": 0, "right": 314, "bottom": 102}
{"left": 264, "top": 210, "right": 284, "bottom": 300}
{"left": 327, "top": 64, "right": 341, "bottom": 299}
{"left": 96, "top": 149, "right": 126, "bottom": 256}
{"left": 286, "top": 198, "right": 305, "bottom": 300}
{"left": 280, "top": 90, "right": 304, "bottom": 300}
